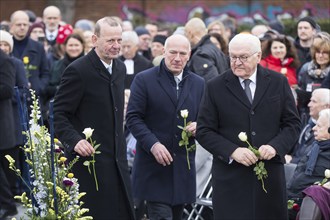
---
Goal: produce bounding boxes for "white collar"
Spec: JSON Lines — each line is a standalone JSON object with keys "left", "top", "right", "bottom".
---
{"left": 174, "top": 71, "right": 183, "bottom": 81}
{"left": 239, "top": 69, "right": 257, "bottom": 85}
{"left": 100, "top": 59, "right": 112, "bottom": 70}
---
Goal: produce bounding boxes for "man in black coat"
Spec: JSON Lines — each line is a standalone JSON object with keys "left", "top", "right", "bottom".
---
{"left": 196, "top": 33, "right": 301, "bottom": 220}
{"left": 0, "top": 50, "right": 17, "bottom": 219}
{"left": 54, "top": 17, "right": 134, "bottom": 220}
{"left": 185, "top": 17, "right": 229, "bottom": 81}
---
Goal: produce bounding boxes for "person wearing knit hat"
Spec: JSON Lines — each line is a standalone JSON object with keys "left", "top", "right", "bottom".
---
{"left": 0, "top": 30, "right": 14, "bottom": 53}
{"left": 294, "top": 16, "right": 319, "bottom": 69}
{"left": 151, "top": 34, "right": 167, "bottom": 59}
{"left": 56, "top": 24, "right": 73, "bottom": 45}
{"left": 28, "top": 22, "right": 46, "bottom": 42}
{"left": 135, "top": 26, "right": 152, "bottom": 60}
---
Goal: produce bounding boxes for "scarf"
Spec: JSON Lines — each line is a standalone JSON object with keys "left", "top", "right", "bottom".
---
{"left": 305, "top": 139, "right": 330, "bottom": 175}
{"left": 307, "top": 61, "right": 330, "bottom": 79}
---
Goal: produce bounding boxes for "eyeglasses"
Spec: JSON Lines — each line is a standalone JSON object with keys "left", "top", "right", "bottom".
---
{"left": 229, "top": 52, "right": 259, "bottom": 63}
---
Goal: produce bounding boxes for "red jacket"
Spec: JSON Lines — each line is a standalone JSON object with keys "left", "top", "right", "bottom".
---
{"left": 260, "top": 55, "right": 297, "bottom": 86}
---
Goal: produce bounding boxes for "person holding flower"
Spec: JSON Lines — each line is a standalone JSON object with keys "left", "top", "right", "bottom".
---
{"left": 196, "top": 33, "right": 301, "bottom": 220}
{"left": 126, "top": 34, "right": 204, "bottom": 220}
{"left": 53, "top": 17, "right": 134, "bottom": 220}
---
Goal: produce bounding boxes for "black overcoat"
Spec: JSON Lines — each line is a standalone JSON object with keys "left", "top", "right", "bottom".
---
{"left": 196, "top": 65, "right": 301, "bottom": 220}
{"left": 0, "top": 50, "right": 15, "bottom": 150}
{"left": 54, "top": 49, "right": 134, "bottom": 220}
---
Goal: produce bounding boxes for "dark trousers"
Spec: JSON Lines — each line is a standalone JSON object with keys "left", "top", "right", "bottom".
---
{"left": 0, "top": 147, "right": 19, "bottom": 210}
{"left": 147, "top": 201, "right": 184, "bottom": 220}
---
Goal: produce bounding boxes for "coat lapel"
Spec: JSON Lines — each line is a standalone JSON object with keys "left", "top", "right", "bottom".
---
{"left": 88, "top": 49, "right": 111, "bottom": 81}
{"left": 252, "top": 66, "right": 271, "bottom": 108}
{"left": 225, "top": 71, "right": 251, "bottom": 108}
{"left": 157, "top": 68, "right": 177, "bottom": 107}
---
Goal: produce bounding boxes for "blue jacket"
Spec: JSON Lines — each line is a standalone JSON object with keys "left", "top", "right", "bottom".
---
{"left": 126, "top": 60, "right": 205, "bottom": 205}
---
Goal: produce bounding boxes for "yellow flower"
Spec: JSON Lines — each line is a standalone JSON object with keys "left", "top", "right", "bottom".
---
{"left": 5, "top": 155, "right": 15, "bottom": 164}
{"left": 83, "top": 128, "right": 94, "bottom": 139}
{"left": 67, "top": 173, "right": 74, "bottom": 178}
{"left": 238, "top": 132, "right": 248, "bottom": 142}
{"left": 60, "top": 157, "right": 67, "bottom": 163}
{"left": 23, "top": 56, "right": 29, "bottom": 64}
{"left": 54, "top": 138, "right": 59, "bottom": 144}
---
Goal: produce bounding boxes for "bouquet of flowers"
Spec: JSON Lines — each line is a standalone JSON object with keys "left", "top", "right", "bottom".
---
{"left": 5, "top": 89, "right": 92, "bottom": 219}
{"left": 177, "top": 109, "right": 196, "bottom": 170}
{"left": 238, "top": 132, "right": 268, "bottom": 193}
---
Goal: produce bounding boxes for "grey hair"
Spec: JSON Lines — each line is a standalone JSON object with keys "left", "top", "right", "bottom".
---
{"left": 122, "top": 31, "right": 139, "bottom": 45}
{"left": 229, "top": 33, "right": 261, "bottom": 53}
{"left": 94, "top": 17, "right": 121, "bottom": 37}
{"left": 318, "top": 108, "right": 330, "bottom": 125}
{"left": 313, "top": 88, "right": 330, "bottom": 105}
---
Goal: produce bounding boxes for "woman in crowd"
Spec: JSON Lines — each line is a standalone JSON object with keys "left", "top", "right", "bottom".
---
{"left": 207, "top": 20, "right": 229, "bottom": 43}
{"left": 298, "top": 32, "right": 330, "bottom": 91}
{"left": 46, "top": 32, "right": 85, "bottom": 101}
{"left": 260, "top": 35, "right": 299, "bottom": 87}
{"left": 208, "top": 32, "right": 228, "bottom": 55}
{"left": 296, "top": 32, "right": 330, "bottom": 126}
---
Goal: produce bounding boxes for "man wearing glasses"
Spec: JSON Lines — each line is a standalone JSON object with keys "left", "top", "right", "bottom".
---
{"left": 196, "top": 33, "right": 301, "bottom": 220}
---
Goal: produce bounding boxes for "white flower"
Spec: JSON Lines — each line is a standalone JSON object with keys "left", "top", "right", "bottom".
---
{"left": 238, "top": 132, "right": 248, "bottom": 142}
{"left": 82, "top": 128, "right": 94, "bottom": 139}
{"left": 325, "top": 169, "right": 330, "bottom": 179}
{"left": 180, "top": 109, "right": 189, "bottom": 118}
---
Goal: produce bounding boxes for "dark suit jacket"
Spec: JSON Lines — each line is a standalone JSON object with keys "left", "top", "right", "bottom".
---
{"left": 196, "top": 65, "right": 301, "bottom": 220}
{"left": 119, "top": 53, "right": 153, "bottom": 89}
{"left": 126, "top": 60, "right": 205, "bottom": 205}
{"left": 54, "top": 49, "right": 134, "bottom": 220}
{"left": 0, "top": 50, "right": 15, "bottom": 150}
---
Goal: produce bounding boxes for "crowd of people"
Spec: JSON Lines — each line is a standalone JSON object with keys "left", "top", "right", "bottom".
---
{"left": 0, "top": 5, "right": 329, "bottom": 220}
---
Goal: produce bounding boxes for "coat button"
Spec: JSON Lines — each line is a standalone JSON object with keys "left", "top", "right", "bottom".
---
{"left": 250, "top": 110, "right": 255, "bottom": 115}
{"left": 175, "top": 135, "right": 178, "bottom": 138}
{"left": 173, "top": 153, "right": 176, "bottom": 157}
{"left": 114, "top": 107, "right": 118, "bottom": 111}
{"left": 251, "top": 131, "right": 256, "bottom": 136}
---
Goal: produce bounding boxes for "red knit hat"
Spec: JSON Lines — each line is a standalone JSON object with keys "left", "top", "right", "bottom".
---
{"left": 56, "top": 24, "right": 73, "bottom": 44}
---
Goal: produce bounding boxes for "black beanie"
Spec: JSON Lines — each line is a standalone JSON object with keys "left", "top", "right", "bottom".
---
{"left": 298, "top": 16, "right": 317, "bottom": 29}
{"left": 152, "top": 34, "right": 167, "bottom": 45}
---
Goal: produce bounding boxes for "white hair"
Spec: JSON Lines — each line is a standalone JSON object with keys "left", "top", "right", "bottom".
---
{"left": 229, "top": 33, "right": 261, "bottom": 52}
{"left": 318, "top": 108, "right": 330, "bottom": 126}
{"left": 122, "top": 31, "right": 139, "bottom": 45}
{"left": 313, "top": 88, "right": 330, "bottom": 105}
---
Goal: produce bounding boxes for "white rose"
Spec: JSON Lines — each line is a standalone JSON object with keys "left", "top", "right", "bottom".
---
{"left": 325, "top": 169, "right": 330, "bottom": 179}
{"left": 180, "top": 109, "right": 189, "bottom": 118}
{"left": 238, "top": 132, "right": 248, "bottom": 142}
{"left": 83, "top": 128, "right": 94, "bottom": 139}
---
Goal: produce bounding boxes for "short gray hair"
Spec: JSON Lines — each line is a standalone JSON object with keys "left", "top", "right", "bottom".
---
{"left": 313, "top": 88, "right": 330, "bottom": 105}
{"left": 229, "top": 33, "right": 261, "bottom": 53}
{"left": 94, "top": 17, "right": 121, "bottom": 37}
{"left": 122, "top": 31, "right": 139, "bottom": 45}
{"left": 318, "top": 108, "right": 330, "bottom": 126}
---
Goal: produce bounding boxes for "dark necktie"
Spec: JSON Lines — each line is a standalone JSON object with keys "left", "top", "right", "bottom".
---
{"left": 243, "top": 79, "right": 253, "bottom": 104}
